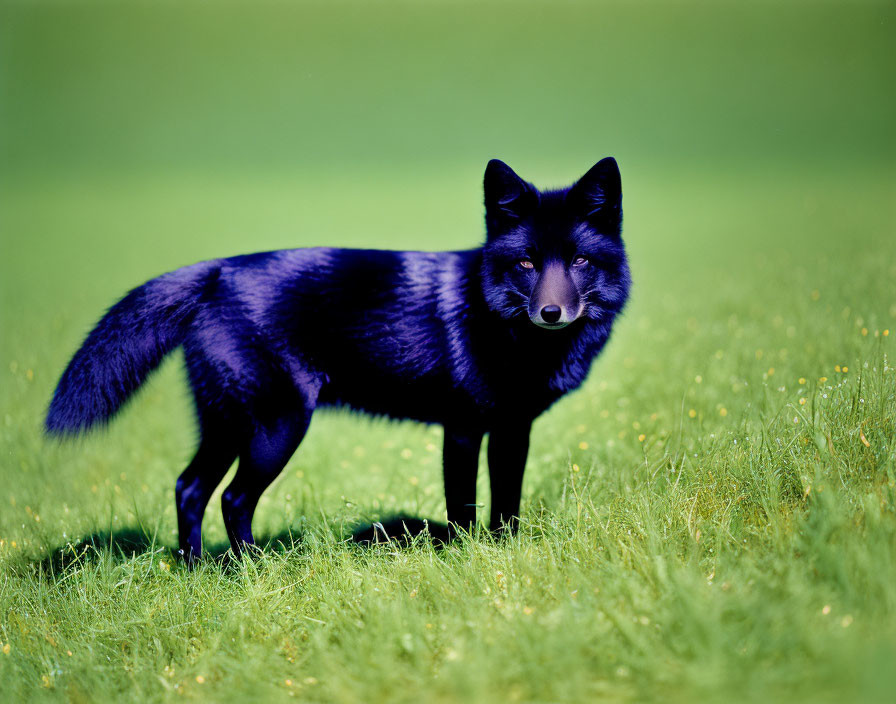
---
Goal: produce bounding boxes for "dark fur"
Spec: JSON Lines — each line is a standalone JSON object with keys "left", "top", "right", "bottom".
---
{"left": 46, "top": 159, "right": 630, "bottom": 562}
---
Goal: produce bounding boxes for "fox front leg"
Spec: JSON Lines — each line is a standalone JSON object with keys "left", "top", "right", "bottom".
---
{"left": 487, "top": 418, "right": 532, "bottom": 533}
{"left": 442, "top": 424, "right": 484, "bottom": 534}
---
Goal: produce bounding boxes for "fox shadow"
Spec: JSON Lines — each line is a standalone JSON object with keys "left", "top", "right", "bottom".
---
{"left": 36, "top": 515, "right": 453, "bottom": 576}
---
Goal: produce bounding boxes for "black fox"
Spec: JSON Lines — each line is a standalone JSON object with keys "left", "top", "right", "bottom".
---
{"left": 46, "top": 158, "right": 631, "bottom": 562}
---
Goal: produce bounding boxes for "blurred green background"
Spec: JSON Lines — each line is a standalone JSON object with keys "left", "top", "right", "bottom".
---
{"left": 1, "top": 1, "right": 895, "bottom": 702}
{"left": 2, "top": 0, "right": 894, "bottom": 176}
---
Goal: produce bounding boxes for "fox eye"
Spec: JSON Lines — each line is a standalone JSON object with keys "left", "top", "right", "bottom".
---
{"left": 518, "top": 260, "right": 535, "bottom": 270}
{"left": 572, "top": 256, "right": 589, "bottom": 267}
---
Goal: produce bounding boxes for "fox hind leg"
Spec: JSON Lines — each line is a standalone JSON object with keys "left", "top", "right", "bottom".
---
{"left": 176, "top": 432, "right": 238, "bottom": 566}
{"left": 221, "top": 408, "right": 312, "bottom": 555}
{"left": 183, "top": 333, "right": 320, "bottom": 557}
{"left": 176, "top": 348, "right": 243, "bottom": 565}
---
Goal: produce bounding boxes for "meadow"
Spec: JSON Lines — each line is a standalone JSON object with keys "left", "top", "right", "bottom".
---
{"left": 1, "top": 1, "right": 895, "bottom": 702}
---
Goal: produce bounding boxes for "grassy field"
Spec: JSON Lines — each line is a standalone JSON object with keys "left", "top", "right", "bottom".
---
{"left": 2, "top": 1, "right": 895, "bottom": 702}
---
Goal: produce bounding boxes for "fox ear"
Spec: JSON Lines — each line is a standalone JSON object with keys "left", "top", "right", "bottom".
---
{"left": 569, "top": 157, "right": 622, "bottom": 232}
{"left": 484, "top": 159, "right": 536, "bottom": 229}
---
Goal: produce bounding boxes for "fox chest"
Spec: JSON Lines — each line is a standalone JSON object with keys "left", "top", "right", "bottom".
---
{"left": 470, "top": 348, "right": 595, "bottom": 421}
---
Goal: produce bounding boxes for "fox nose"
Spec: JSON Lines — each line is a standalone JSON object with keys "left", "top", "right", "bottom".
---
{"left": 540, "top": 305, "right": 562, "bottom": 324}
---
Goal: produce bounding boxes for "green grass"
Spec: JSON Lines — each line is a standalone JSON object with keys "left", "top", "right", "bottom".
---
{"left": 2, "top": 1, "right": 895, "bottom": 702}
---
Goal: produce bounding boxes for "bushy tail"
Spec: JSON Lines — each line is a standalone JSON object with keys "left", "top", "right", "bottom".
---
{"left": 45, "top": 261, "right": 221, "bottom": 436}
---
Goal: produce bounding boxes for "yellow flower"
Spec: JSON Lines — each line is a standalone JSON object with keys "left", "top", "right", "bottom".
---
{"left": 819, "top": 376, "right": 827, "bottom": 383}
{"left": 842, "top": 366, "right": 848, "bottom": 372}
{"left": 799, "top": 398, "right": 807, "bottom": 405}
{"left": 195, "top": 675, "right": 205, "bottom": 684}
{"left": 688, "top": 409, "right": 697, "bottom": 418}
{"left": 719, "top": 408, "right": 728, "bottom": 417}
{"left": 2, "top": 643, "right": 10, "bottom": 655}
{"left": 578, "top": 441, "right": 589, "bottom": 450}
{"left": 798, "top": 377, "right": 806, "bottom": 385}
{"left": 834, "top": 365, "right": 841, "bottom": 373}
{"left": 638, "top": 434, "right": 646, "bottom": 442}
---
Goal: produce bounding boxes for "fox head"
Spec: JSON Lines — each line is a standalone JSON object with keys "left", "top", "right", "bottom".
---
{"left": 481, "top": 158, "right": 630, "bottom": 330}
